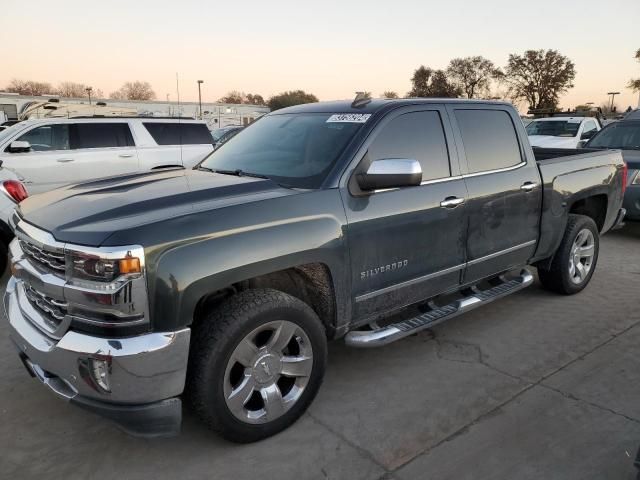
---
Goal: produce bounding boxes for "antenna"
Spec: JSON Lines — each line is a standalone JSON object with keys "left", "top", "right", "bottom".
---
{"left": 176, "top": 73, "right": 183, "bottom": 166}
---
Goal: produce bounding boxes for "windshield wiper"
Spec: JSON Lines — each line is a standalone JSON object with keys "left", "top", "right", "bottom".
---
{"left": 210, "top": 168, "right": 271, "bottom": 180}
{"left": 196, "top": 166, "right": 215, "bottom": 172}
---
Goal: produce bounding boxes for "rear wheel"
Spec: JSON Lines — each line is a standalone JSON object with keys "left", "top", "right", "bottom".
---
{"left": 538, "top": 214, "right": 599, "bottom": 295}
{"left": 188, "top": 289, "right": 327, "bottom": 442}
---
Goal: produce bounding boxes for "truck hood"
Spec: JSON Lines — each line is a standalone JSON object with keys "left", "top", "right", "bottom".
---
{"left": 528, "top": 135, "right": 578, "bottom": 149}
{"left": 17, "top": 168, "right": 297, "bottom": 245}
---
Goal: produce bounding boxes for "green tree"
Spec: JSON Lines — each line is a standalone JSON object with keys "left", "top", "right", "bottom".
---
{"left": 218, "top": 91, "right": 244, "bottom": 104}
{"left": 245, "top": 93, "right": 266, "bottom": 106}
{"left": 5, "top": 78, "right": 53, "bottom": 96}
{"left": 381, "top": 91, "right": 399, "bottom": 98}
{"left": 109, "top": 81, "right": 156, "bottom": 101}
{"left": 628, "top": 48, "right": 640, "bottom": 105}
{"left": 408, "top": 66, "right": 460, "bottom": 98}
{"left": 504, "top": 49, "right": 576, "bottom": 110}
{"left": 267, "top": 90, "right": 318, "bottom": 111}
{"left": 446, "top": 56, "right": 503, "bottom": 99}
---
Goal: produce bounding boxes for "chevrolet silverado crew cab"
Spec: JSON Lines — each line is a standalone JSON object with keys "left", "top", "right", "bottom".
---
{"left": 0, "top": 117, "right": 213, "bottom": 194}
{"left": 5, "top": 99, "right": 627, "bottom": 442}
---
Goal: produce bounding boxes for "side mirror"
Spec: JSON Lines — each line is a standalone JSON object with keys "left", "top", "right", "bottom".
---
{"left": 357, "top": 158, "right": 422, "bottom": 191}
{"left": 7, "top": 141, "right": 31, "bottom": 153}
{"left": 580, "top": 130, "right": 596, "bottom": 140}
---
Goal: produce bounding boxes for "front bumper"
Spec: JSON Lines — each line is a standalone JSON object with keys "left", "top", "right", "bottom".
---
{"left": 4, "top": 276, "right": 191, "bottom": 437}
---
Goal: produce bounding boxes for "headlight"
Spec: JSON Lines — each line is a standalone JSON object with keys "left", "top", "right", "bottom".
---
{"left": 65, "top": 247, "right": 143, "bottom": 289}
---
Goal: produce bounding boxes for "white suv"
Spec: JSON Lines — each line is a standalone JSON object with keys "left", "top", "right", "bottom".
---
{"left": 0, "top": 117, "right": 214, "bottom": 194}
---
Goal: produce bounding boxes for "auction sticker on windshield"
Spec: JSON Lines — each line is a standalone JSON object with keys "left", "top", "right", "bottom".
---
{"left": 326, "top": 114, "right": 371, "bottom": 123}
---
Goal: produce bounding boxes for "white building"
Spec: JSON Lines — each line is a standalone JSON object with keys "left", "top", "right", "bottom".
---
{"left": 0, "top": 93, "right": 270, "bottom": 129}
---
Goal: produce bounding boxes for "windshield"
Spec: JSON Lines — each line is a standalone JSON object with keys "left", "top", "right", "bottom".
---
{"left": 211, "top": 127, "right": 237, "bottom": 142}
{"left": 526, "top": 120, "right": 581, "bottom": 137}
{"left": 587, "top": 122, "right": 640, "bottom": 150}
{"left": 200, "top": 113, "right": 364, "bottom": 188}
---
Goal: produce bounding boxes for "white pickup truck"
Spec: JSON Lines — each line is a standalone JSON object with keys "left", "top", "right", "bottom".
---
{"left": 526, "top": 116, "right": 601, "bottom": 149}
{"left": 0, "top": 117, "right": 214, "bottom": 194}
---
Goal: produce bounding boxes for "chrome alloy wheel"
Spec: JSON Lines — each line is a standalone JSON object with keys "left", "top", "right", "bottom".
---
{"left": 223, "top": 320, "right": 313, "bottom": 424}
{"left": 568, "top": 228, "right": 595, "bottom": 284}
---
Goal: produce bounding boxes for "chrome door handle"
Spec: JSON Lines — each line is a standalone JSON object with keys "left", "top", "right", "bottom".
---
{"left": 56, "top": 158, "right": 74, "bottom": 163}
{"left": 520, "top": 182, "right": 538, "bottom": 192}
{"left": 440, "top": 196, "right": 465, "bottom": 208}
{"left": 119, "top": 153, "right": 134, "bottom": 158}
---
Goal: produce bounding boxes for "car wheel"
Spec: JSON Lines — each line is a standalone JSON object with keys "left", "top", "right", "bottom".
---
{"left": 538, "top": 214, "right": 599, "bottom": 295}
{"left": 188, "top": 288, "right": 327, "bottom": 442}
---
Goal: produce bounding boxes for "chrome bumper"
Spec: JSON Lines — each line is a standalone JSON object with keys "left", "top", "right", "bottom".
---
{"left": 5, "top": 276, "right": 190, "bottom": 429}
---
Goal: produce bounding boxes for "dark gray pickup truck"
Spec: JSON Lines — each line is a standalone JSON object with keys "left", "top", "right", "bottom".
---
{"left": 4, "top": 99, "right": 627, "bottom": 442}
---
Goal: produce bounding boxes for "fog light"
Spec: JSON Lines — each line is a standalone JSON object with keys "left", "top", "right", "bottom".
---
{"left": 91, "top": 358, "right": 111, "bottom": 392}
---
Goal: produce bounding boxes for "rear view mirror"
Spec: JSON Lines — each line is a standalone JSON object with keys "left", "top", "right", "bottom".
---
{"left": 7, "top": 141, "right": 31, "bottom": 153}
{"left": 357, "top": 158, "right": 422, "bottom": 191}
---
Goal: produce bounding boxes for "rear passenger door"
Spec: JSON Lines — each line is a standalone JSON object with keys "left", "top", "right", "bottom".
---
{"left": 138, "top": 122, "right": 214, "bottom": 169}
{"left": 447, "top": 105, "right": 542, "bottom": 284}
{"left": 342, "top": 106, "right": 468, "bottom": 321}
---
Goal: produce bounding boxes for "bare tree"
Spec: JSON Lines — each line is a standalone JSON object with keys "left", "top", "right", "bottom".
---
{"left": 4, "top": 78, "right": 54, "bottom": 96}
{"left": 408, "top": 66, "right": 461, "bottom": 98}
{"left": 244, "top": 93, "right": 266, "bottom": 105}
{"left": 381, "top": 91, "right": 399, "bottom": 99}
{"left": 446, "top": 56, "right": 503, "bottom": 99}
{"left": 56, "top": 82, "right": 103, "bottom": 98}
{"left": 218, "top": 91, "right": 244, "bottom": 104}
{"left": 109, "top": 81, "right": 156, "bottom": 101}
{"left": 504, "top": 49, "right": 576, "bottom": 110}
{"left": 628, "top": 48, "right": 640, "bottom": 107}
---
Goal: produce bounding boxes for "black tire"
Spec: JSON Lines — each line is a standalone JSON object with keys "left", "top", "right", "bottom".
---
{"left": 187, "top": 288, "right": 327, "bottom": 443}
{"left": 538, "top": 214, "right": 599, "bottom": 295}
{"left": 0, "top": 238, "right": 8, "bottom": 275}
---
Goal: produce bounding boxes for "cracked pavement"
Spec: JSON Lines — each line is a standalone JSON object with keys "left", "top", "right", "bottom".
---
{"left": 1, "top": 223, "right": 640, "bottom": 479}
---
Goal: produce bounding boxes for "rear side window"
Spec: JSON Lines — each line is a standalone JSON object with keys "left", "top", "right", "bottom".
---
{"left": 71, "top": 123, "right": 134, "bottom": 149}
{"left": 455, "top": 110, "right": 522, "bottom": 174}
{"left": 367, "top": 111, "right": 451, "bottom": 181}
{"left": 15, "top": 124, "right": 70, "bottom": 151}
{"left": 143, "top": 123, "right": 213, "bottom": 145}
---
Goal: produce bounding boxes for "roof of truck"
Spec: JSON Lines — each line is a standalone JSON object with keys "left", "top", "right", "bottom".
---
{"left": 272, "top": 98, "right": 512, "bottom": 115}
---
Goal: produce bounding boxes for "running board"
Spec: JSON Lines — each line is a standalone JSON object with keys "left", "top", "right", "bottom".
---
{"left": 344, "top": 269, "right": 534, "bottom": 348}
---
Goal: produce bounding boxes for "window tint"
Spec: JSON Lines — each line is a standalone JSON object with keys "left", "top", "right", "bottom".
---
{"left": 455, "top": 110, "right": 522, "bottom": 173}
{"left": 71, "top": 123, "right": 134, "bottom": 149}
{"left": 15, "top": 124, "right": 70, "bottom": 151}
{"left": 367, "top": 111, "right": 450, "bottom": 181}
{"left": 143, "top": 123, "right": 213, "bottom": 145}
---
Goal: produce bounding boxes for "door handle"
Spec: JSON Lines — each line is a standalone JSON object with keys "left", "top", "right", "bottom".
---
{"left": 118, "top": 153, "right": 134, "bottom": 158}
{"left": 520, "top": 181, "right": 538, "bottom": 192}
{"left": 56, "top": 158, "right": 74, "bottom": 163}
{"left": 440, "top": 196, "right": 465, "bottom": 208}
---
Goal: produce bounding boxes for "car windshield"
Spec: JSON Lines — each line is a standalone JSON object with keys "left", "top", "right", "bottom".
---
{"left": 526, "top": 120, "right": 581, "bottom": 137}
{"left": 199, "top": 113, "right": 364, "bottom": 188}
{"left": 211, "top": 127, "right": 237, "bottom": 142}
{"left": 587, "top": 122, "right": 640, "bottom": 150}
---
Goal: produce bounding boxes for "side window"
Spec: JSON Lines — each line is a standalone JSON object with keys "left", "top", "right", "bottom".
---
{"left": 15, "top": 124, "right": 70, "bottom": 152}
{"left": 143, "top": 123, "right": 213, "bottom": 145}
{"left": 582, "top": 120, "right": 597, "bottom": 134}
{"left": 454, "top": 109, "right": 522, "bottom": 174}
{"left": 367, "top": 111, "right": 451, "bottom": 181}
{"left": 71, "top": 123, "right": 134, "bottom": 149}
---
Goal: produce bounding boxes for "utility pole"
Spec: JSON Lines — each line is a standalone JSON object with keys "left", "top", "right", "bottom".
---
{"left": 85, "top": 86, "right": 93, "bottom": 106}
{"left": 197, "top": 80, "right": 204, "bottom": 120}
{"left": 607, "top": 91, "right": 620, "bottom": 113}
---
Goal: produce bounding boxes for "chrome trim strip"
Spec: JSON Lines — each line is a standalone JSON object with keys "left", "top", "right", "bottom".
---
{"left": 355, "top": 263, "right": 465, "bottom": 303}
{"left": 461, "top": 161, "right": 526, "bottom": 179}
{"left": 467, "top": 240, "right": 537, "bottom": 266}
{"left": 420, "top": 175, "right": 463, "bottom": 186}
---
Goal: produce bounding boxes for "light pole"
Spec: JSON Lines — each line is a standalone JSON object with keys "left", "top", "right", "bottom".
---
{"left": 85, "top": 86, "right": 93, "bottom": 105}
{"left": 607, "top": 91, "right": 620, "bottom": 113}
{"left": 197, "top": 80, "right": 204, "bottom": 120}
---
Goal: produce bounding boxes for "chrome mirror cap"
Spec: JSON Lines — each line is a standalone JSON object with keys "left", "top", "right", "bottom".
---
{"left": 357, "top": 158, "right": 422, "bottom": 191}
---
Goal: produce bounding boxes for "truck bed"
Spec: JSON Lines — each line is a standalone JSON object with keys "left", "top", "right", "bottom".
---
{"left": 532, "top": 147, "right": 599, "bottom": 162}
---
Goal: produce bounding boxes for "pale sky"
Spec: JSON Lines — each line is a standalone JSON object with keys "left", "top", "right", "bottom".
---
{"left": 2, "top": 0, "right": 639, "bottom": 110}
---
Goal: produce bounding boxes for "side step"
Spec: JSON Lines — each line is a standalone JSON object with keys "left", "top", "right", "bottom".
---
{"left": 344, "top": 269, "right": 534, "bottom": 348}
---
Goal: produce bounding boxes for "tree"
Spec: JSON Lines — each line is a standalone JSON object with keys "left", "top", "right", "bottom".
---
{"left": 628, "top": 48, "right": 640, "bottom": 106}
{"left": 56, "top": 82, "right": 103, "bottom": 98}
{"left": 4, "top": 78, "right": 53, "bottom": 96}
{"left": 109, "top": 81, "right": 156, "bottom": 101}
{"left": 408, "top": 66, "right": 461, "bottom": 98}
{"left": 446, "top": 56, "right": 503, "bottom": 99}
{"left": 245, "top": 93, "right": 266, "bottom": 105}
{"left": 218, "top": 90, "right": 244, "bottom": 104}
{"left": 267, "top": 90, "right": 319, "bottom": 111}
{"left": 381, "top": 91, "right": 399, "bottom": 99}
{"left": 504, "top": 49, "right": 576, "bottom": 110}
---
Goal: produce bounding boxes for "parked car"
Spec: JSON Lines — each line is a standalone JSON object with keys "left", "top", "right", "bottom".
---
{"left": 211, "top": 125, "right": 244, "bottom": 149}
{"left": 526, "top": 116, "right": 601, "bottom": 148}
{"left": 0, "top": 164, "right": 28, "bottom": 272}
{"left": 580, "top": 119, "right": 640, "bottom": 220}
{"left": 5, "top": 99, "right": 626, "bottom": 442}
{"left": 0, "top": 117, "right": 214, "bottom": 194}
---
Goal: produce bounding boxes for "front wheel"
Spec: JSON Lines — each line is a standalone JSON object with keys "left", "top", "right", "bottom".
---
{"left": 188, "top": 289, "right": 327, "bottom": 442}
{"left": 538, "top": 214, "right": 599, "bottom": 295}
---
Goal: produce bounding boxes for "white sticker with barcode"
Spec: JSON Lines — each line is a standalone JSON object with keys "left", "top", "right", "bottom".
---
{"left": 326, "top": 114, "right": 371, "bottom": 123}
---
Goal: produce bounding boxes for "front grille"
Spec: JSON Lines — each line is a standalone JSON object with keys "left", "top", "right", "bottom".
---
{"left": 23, "top": 284, "right": 68, "bottom": 330}
{"left": 19, "top": 239, "right": 66, "bottom": 273}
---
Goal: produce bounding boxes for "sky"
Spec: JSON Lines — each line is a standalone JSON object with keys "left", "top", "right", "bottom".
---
{"left": 2, "top": 0, "right": 639, "bottom": 111}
